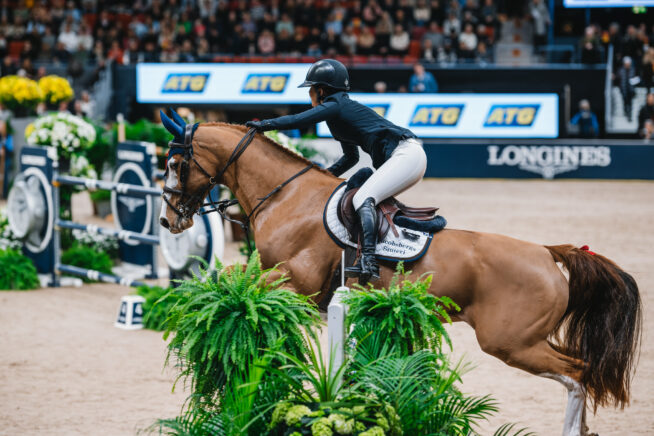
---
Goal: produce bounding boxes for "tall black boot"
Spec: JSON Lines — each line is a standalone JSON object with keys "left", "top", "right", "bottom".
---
{"left": 344, "top": 197, "right": 380, "bottom": 284}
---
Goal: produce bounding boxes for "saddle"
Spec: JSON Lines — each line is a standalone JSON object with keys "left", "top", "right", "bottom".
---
{"left": 337, "top": 187, "right": 439, "bottom": 242}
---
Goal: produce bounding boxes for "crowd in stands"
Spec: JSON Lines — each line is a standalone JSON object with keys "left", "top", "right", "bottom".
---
{"left": 0, "top": 0, "right": 502, "bottom": 73}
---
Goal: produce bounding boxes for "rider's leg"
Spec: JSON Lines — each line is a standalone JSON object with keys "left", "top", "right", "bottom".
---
{"left": 352, "top": 138, "right": 427, "bottom": 209}
{"left": 346, "top": 138, "right": 427, "bottom": 283}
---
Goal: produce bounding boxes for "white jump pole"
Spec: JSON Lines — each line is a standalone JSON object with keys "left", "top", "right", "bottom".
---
{"left": 328, "top": 251, "right": 349, "bottom": 382}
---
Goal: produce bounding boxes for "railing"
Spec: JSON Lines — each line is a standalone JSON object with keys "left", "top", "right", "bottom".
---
{"left": 604, "top": 44, "right": 614, "bottom": 130}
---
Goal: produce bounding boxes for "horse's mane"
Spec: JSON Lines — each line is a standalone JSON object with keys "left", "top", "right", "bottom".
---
{"left": 201, "top": 122, "right": 334, "bottom": 177}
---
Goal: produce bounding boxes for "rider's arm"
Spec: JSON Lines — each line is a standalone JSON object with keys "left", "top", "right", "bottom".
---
{"left": 259, "top": 100, "right": 339, "bottom": 131}
{"left": 327, "top": 141, "right": 359, "bottom": 177}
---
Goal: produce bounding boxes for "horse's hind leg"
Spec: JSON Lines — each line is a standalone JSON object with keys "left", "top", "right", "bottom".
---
{"left": 492, "top": 340, "right": 589, "bottom": 436}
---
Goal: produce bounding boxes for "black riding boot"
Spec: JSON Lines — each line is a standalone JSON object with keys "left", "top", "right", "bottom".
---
{"left": 345, "top": 197, "right": 380, "bottom": 284}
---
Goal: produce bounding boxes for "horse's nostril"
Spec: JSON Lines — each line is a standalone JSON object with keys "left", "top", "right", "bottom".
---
{"left": 160, "top": 217, "right": 170, "bottom": 229}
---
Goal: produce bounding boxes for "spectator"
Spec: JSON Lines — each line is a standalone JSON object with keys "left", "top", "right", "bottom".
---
{"left": 622, "top": 25, "right": 642, "bottom": 64}
{"left": 617, "top": 56, "right": 638, "bottom": 121}
{"left": 458, "top": 23, "right": 477, "bottom": 59}
{"left": 257, "top": 29, "right": 275, "bottom": 55}
{"left": 58, "top": 22, "right": 79, "bottom": 52}
{"left": 643, "top": 119, "right": 654, "bottom": 141}
{"left": 530, "top": 0, "right": 550, "bottom": 52}
{"left": 292, "top": 28, "right": 309, "bottom": 55}
{"left": 325, "top": 12, "right": 343, "bottom": 36}
{"left": 424, "top": 22, "right": 444, "bottom": 50}
{"left": 375, "top": 11, "right": 393, "bottom": 53}
{"left": 389, "top": 24, "right": 410, "bottom": 56}
{"left": 580, "top": 26, "right": 601, "bottom": 64}
{"left": 476, "top": 40, "right": 492, "bottom": 63}
{"left": 374, "top": 81, "right": 387, "bottom": 93}
{"left": 443, "top": 11, "right": 460, "bottom": 36}
{"left": 409, "top": 63, "right": 438, "bottom": 92}
{"left": 641, "top": 47, "right": 654, "bottom": 91}
{"left": 638, "top": 93, "right": 654, "bottom": 138}
{"left": 52, "top": 41, "right": 70, "bottom": 64}
{"left": 422, "top": 38, "right": 436, "bottom": 61}
{"left": 79, "top": 90, "right": 95, "bottom": 119}
{"left": 430, "top": 0, "right": 445, "bottom": 24}
{"left": 414, "top": 0, "right": 431, "bottom": 27}
{"left": 340, "top": 25, "right": 357, "bottom": 55}
{"left": 362, "top": 0, "right": 382, "bottom": 27}
{"left": 357, "top": 26, "right": 376, "bottom": 55}
{"left": 570, "top": 99, "right": 600, "bottom": 138}
{"left": 107, "top": 40, "right": 124, "bottom": 65}
{"left": 277, "top": 28, "right": 293, "bottom": 54}
{"left": 321, "top": 27, "right": 340, "bottom": 55}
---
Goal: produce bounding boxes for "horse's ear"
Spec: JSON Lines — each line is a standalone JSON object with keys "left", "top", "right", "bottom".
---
{"left": 160, "top": 110, "right": 183, "bottom": 139}
{"left": 170, "top": 108, "right": 187, "bottom": 130}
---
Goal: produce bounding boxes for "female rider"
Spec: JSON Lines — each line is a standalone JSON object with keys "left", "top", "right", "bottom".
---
{"left": 246, "top": 59, "right": 427, "bottom": 284}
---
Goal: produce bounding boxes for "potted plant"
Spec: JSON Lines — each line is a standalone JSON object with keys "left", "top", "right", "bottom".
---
{"left": 89, "top": 189, "right": 112, "bottom": 218}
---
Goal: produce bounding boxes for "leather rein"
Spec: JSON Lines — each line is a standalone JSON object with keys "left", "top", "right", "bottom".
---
{"left": 162, "top": 125, "right": 313, "bottom": 255}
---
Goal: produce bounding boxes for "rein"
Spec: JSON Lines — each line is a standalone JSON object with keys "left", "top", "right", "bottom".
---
{"left": 164, "top": 126, "right": 313, "bottom": 256}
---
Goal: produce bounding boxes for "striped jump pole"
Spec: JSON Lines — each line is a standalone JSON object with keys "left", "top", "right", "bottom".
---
{"left": 57, "top": 264, "right": 147, "bottom": 287}
{"left": 54, "top": 174, "right": 162, "bottom": 197}
{"left": 56, "top": 220, "right": 160, "bottom": 246}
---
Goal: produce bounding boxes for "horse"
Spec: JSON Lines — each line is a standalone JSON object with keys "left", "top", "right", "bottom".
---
{"left": 158, "top": 114, "right": 641, "bottom": 436}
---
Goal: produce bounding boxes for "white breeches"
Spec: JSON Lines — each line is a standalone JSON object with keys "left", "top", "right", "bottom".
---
{"left": 353, "top": 138, "right": 427, "bottom": 210}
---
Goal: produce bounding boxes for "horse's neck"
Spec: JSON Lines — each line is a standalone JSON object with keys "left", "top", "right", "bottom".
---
{"left": 210, "top": 129, "right": 326, "bottom": 218}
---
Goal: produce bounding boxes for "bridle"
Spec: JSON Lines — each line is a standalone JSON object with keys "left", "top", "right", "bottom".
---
{"left": 162, "top": 124, "right": 313, "bottom": 255}
{"left": 162, "top": 124, "right": 257, "bottom": 220}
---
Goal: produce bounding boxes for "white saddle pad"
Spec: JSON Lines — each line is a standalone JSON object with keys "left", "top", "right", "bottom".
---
{"left": 323, "top": 184, "right": 433, "bottom": 262}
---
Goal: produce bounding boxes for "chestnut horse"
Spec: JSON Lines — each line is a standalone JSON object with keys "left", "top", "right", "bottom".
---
{"left": 159, "top": 119, "right": 641, "bottom": 436}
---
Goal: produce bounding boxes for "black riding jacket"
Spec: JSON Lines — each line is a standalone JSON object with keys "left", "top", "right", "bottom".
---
{"left": 258, "top": 92, "right": 417, "bottom": 176}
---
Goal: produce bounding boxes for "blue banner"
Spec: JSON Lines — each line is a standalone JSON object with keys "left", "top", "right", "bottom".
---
{"left": 424, "top": 142, "right": 654, "bottom": 179}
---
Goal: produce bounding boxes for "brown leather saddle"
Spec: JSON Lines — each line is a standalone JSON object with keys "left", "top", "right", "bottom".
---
{"left": 337, "top": 187, "right": 438, "bottom": 242}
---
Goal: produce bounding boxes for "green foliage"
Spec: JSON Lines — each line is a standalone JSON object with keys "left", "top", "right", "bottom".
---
{"left": 343, "top": 263, "right": 460, "bottom": 356}
{"left": 89, "top": 189, "right": 111, "bottom": 202}
{"left": 124, "top": 118, "right": 174, "bottom": 148}
{"left": 146, "top": 409, "right": 225, "bottom": 436}
{"left": 163, "top": 251, "right": 321, "bottom": 404}
{"left": 150, "top": 258, "right": 530, "bottom": 436}
{"left": 136, "top": 285, "right": 178, "bottom": 331}
{"left": 0, "top": 249, "right": 40, "bottom": 290}
{"left": 60, "top": 244, "right": 113, "bottom": 282}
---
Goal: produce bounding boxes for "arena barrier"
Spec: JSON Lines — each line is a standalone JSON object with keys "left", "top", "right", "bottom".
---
{"left": 7, "top": 144, "right": 224, "bottom": 287}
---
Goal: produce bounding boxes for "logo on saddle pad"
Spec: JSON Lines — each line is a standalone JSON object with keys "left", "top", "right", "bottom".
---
{"left": 487, "top": 145, "right": 611, "bottom": 179}
{"left": 162, "top": 74, "right": 209, "bottom": 93}
{"left": 242, "top": 74, "right": 290, "bottom": 93}
{"left": 484, "top": 105, "right": 540, "bottom": 127}
{"left": 409, "top": 105, "right": 464, "bottom": 127}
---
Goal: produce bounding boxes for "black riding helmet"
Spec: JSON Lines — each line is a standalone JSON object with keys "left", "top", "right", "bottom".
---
{"left": 298, "top": 59, "right": 350, "bottom": 91}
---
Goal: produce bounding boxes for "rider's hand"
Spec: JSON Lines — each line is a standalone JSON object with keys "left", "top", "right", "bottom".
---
{"left": 246, "top": 120, "right": 268, "bottom": 131}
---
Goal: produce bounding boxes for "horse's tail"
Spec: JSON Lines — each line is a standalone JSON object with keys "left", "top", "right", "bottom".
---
{"left": 545, "top": 244, "right": 642, "bottom": 411}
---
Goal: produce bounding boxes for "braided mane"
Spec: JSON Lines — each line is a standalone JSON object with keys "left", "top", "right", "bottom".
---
{"left": 201, "top": 122, "right": 334, "bottom": 177}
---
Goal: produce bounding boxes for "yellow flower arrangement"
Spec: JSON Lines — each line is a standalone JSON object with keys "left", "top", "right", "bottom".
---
{"left": 0, "top": 75, "right": 43, "bottom": 111}
{"left": 38, "top": 75, "right": 74, "bottom": 105}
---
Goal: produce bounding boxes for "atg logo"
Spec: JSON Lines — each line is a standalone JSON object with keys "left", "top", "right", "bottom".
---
{"left": 161, "top": 73, "right": 209, "bottom": 93}
{"left": 487, "top": 145, "right": 611, "bottom": 179}
{"left": 484, "top": 105, "right": 540, "bottom": 127}
{"left": 367, "top": 104, "right": 390, "bottom": 118}
{"left": 409, "top": 105, "right": 463, "bottom": 127}
{"left": 242, "top": 74, "right": 290, "bottom": 93}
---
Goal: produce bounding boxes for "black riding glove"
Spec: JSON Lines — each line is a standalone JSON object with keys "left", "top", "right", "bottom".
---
{"left": 245, "top": 120, "right": 271, "bottom": 131}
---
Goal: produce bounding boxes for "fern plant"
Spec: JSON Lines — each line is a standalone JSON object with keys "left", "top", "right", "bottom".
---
{"left": 136, "top": 285, "right": 177, "bottom": 331}
{"left": 0, "top": 249, "right": 40, "bottom": 290}
{"left": 343, "top": 263, "right": 460, "bottom": 355}
{"left": 163, "top": 251, "right": 321, "bottom": 404}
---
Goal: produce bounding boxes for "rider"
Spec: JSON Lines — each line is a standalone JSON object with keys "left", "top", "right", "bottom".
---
{"left": 246, "top": 59, "right": 426, "bottom": 283}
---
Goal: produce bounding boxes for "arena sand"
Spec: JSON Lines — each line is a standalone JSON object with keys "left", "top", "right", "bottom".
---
{"left": 0, "top": 179, "right": 652, "bottom": 435}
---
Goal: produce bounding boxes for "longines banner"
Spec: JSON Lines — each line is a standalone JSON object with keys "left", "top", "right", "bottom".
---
{"left": 422, "top": 142, "right": 654, "bottom": 179}
{"left": 136, "top": 63, "right": 558, "bottom": 138}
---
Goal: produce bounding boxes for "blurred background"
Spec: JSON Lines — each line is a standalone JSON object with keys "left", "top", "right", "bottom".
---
{"left": 1, "top": 0, "right": 654, "bottom": 195}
